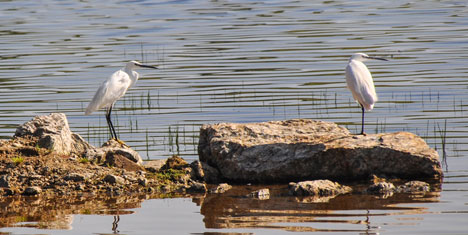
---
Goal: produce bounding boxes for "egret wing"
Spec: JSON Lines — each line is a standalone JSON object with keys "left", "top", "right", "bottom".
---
{"left": 85, "top": 70, "right": 132, "bottom": 115}
{"left": 345, "top": 61, "right": 378, "bottom": 111}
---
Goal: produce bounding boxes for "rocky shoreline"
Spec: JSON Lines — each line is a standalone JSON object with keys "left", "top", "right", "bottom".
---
{"left": 0, "top": 136, "right": 206, "bottom": 197}
{"left": 1, "top": 113, "right": 207, "bottom": 197}
{"left": 0, "top": 113, "right": 443, "bottom": 199}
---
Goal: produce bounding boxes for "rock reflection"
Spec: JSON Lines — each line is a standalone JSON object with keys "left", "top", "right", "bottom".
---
{"left": 0, "top": 185, "right": 441, "bottom": 233}
{"left": 198, "top": 185, "right": 441, "bottom": 233}
{"left": 0, "top": 193, "right": 167, "bottom": 230}
{"left": 38, "top": 215, "right": 74, "bottom": 230}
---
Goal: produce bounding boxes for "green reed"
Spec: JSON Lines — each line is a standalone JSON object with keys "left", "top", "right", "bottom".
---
{"left": 436, "top": 119, "right": 448, "bottom": 171}
{"left": 147, "top": 90, "right": 151, "bottom": 111}
{"left": 145, "top": 128, "right": 149, "bottom": 160}
{"left": 80, "top": 75, "right": 463, "bottom": 164}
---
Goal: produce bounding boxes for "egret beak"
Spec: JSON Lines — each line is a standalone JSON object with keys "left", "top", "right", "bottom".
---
{"left": 137, "top": 64, "right": 158, "bottom": 69}
{"left": 366, "top": 56, "right": 388, "bottom": 61}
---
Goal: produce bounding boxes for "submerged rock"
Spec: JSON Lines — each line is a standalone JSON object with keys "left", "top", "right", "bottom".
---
{"left": 289, "top": 180, "right": 352, "bottom": 197}
{"left": 198, "top": 119, "right": 443, "bottom": 183}
{"left": 186, "top": 181, "right": 207, "bottom": 193}
{"left": 366, "top": 180, "right": 432, "bottom": 195}
{"left": 208, "top": 183, "right": 232, "bottom": 194}
{"left": 366, "top": 182, "right": 396, "bottom": 194}
{"left": 396, "top": 181, "right": 431, "bottom": 193}
{"left": 247, "top": 188, "right": 270, "bottom": 200}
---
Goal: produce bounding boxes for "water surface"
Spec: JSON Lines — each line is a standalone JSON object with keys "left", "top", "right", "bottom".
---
{"left": 0, "top": 0, "right": 467, "bottom": 234}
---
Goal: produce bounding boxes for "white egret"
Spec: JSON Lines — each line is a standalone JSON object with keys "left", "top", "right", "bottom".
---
{"left": 85, "top": 61, "right": 158, "bottom": 141}
{"left": 345, "top": 53, "right": 387, "bottom": 135}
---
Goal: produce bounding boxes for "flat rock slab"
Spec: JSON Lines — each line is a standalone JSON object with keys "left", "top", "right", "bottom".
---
{"left": 198, "top": 119, "right": 443, "bottom": 183}
{"left": 289, "top": 180, "right": 352, "bottom": 197}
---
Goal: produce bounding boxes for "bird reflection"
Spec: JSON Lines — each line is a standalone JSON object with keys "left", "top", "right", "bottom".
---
{"left": 112, "top": 215, "right": 120, "bottom": 234}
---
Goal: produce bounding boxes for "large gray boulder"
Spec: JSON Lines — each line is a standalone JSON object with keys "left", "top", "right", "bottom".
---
{"left": 198, "top": 119, "right": 443, "bottom": 183}
{"left": 15, "top": 113, "right": 143, "bottom": 166}
{"left": 15, "top": 113, "right": 92, "bottom": 157}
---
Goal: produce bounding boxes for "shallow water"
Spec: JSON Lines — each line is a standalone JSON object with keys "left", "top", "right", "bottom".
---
{"left": 0, "top": 0, "right": 467, "bottom": 234}
{"left": 0, "top": 185, "right": 463, "bottom": 235}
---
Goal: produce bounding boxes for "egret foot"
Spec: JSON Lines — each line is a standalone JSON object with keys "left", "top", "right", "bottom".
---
{"left": 353, "top": 132, "right": 367, "bottom": 136}
{"left": 113, "top": 138, "right": 129, "bottom": 148}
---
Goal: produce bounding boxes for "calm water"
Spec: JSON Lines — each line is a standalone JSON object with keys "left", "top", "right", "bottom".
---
{"left": 0, "top": 0, "right": 467, "bottom": 234}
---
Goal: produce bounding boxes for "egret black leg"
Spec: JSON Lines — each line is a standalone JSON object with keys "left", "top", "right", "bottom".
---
{"left": 105, "top": 105, "right": 118, "bottom": 140}
{"left": 105, "top": 107, "right": 113, "bottom": 139}
{"left": 361, "top": 106, "right": 365, "bottom": 135}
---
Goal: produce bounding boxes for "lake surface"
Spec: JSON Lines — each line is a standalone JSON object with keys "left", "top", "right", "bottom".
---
{"left": 0, "top": 0, "right": 467, "bottom": 234}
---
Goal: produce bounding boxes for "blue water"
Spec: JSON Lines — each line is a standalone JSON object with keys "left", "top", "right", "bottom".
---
{"left": 0, "top": 0, "right": 467, "bottom": 234}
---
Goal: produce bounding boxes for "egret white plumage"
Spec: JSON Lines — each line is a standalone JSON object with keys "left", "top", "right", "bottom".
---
{"left": 85, "top": 61, "right": 157, "bottom": 141}
{"left": 345, "top": 53, "right": 387, "bottom": 135}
